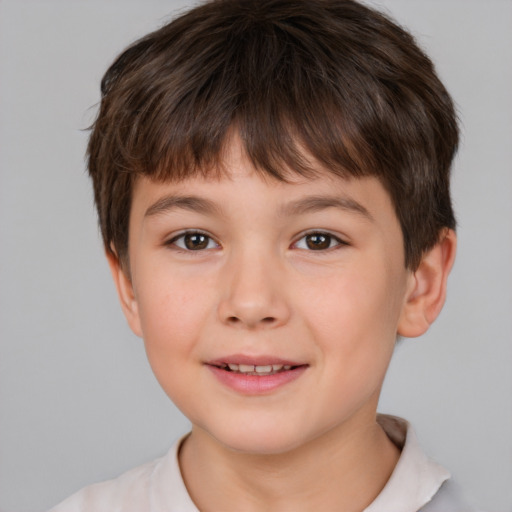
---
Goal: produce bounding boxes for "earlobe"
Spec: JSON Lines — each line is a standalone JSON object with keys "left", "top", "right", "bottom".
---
{"left": 397, "top": 229, "right": 457, "bottom": 338}
{"left": 106, "top": 249, "right": 143, "bottom": 338}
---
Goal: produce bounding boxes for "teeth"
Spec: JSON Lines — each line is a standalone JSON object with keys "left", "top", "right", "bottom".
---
{"left": 222, "top": 363, "right": 295, "bottom": 374}
{"left": 255, "top": 365, "right": 272, "bottom": 373}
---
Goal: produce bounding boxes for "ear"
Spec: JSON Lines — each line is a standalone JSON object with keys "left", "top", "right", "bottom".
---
{"left": 106, "top": 249, "right": 143, "bottom": 338}
{"left": 397, "top": 229, "right": 457, "bottom": 338}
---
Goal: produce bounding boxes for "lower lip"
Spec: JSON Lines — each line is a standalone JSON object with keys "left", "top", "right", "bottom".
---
{"left": 206, "top": 365, "right": 308, "bottom": 395}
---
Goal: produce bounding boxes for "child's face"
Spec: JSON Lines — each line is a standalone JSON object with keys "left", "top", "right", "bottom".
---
{"left": 115, "top": 138, "right": 415, "bottom": 455}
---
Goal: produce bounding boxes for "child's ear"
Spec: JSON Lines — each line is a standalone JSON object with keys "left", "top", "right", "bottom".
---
{"left": 397, "top": 229, "right": 457, "bottom": 338}
{"left": 106, "top": 248, "right": 143, "bottom": 338}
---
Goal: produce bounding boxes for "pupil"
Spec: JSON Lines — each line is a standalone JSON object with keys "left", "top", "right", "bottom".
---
{"left": 185, "top": 233, "right": 208, "bottom": 250}
{"left": 306, "top": 234, "right": 330, "bottom": 250}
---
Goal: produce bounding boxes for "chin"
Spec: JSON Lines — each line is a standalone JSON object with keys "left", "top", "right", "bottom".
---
{"left": 204, "top": 419, "right": 316, "bottom": 456}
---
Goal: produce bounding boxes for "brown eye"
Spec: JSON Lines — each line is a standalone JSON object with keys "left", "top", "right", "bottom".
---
{"left": 294, "top": 232, "right": 343, "bottom": 251}
{"left": 171, "top": 232, "right": 217, "bottom": 251}
{"left": 184, "top": 233, "right": 209, "bottom": 250}
{"left": 305, "top": 233, "right": 332, "bottom": 250}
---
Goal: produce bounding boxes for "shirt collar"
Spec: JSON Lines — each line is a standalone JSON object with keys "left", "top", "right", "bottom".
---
{"left": 363, "top": 414, "right": 450, "bottom": 512}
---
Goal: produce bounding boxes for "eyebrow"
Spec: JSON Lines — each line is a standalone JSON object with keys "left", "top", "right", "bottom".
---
{"left": 144, "top": 193, "right": 373, "bottom": 221}
{"left": 280, "top": 195, "right": 374, "bottom": 221}
{"left": 144, "top": 195, "right": 223, "bottom": 218}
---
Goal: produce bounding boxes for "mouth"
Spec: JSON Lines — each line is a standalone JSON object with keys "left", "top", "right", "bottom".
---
{"left": 205, "top": 357, "right": 308, "bottom": 394}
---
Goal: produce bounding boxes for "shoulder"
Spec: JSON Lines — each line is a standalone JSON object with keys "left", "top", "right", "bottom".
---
{"left": 48, "top": 435, "right": 196, "bottom": 512}
{"left": 48, "top": 457, "right": 162, "bottom": 512}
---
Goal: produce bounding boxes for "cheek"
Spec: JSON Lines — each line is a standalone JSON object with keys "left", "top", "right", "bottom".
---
{"left": 135, "top": 277, "right": 209, "bottom": 409}
{"left": 302, "top": 268, "right": 394, "bottom": 333}
{"left": 302, "top": 271, "right": 399, "bottom": 412}
{"left": 298, "top": 261, "right": 403, "bottom": 370}
{"left": 135, "top": 271, "right": 213, "bottom": 362}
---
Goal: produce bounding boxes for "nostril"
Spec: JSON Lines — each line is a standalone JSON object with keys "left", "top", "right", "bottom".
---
{"left": 225, "top": 315, "right": 276, "bottom": 326}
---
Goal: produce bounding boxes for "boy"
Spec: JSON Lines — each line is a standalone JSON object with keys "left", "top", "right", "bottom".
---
{"left": 51, "top": 0, "right": 467, "bottom": 510}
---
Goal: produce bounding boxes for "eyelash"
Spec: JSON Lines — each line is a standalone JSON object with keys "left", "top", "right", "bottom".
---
{"left": 166, "top": 230, "right": 347, "bottom": 253}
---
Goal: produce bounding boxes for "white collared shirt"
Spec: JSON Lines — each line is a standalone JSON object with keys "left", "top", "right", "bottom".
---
{"left": 49, "top": 415, "right": 471, "bottom": 511}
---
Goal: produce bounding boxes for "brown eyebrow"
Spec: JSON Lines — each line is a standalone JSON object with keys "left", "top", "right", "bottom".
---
{"left": 144, "top": 195, "right": 223, "bottom": 218}
{"left": 280, "top": 195, "right": 374, "bottom": 221}
{"left": 144, "top": 193, "right": 372, "bottom": 221}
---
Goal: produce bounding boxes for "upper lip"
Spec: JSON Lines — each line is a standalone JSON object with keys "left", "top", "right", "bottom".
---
{"left": 206, "top": 354, "right": 306, "bottom": 367}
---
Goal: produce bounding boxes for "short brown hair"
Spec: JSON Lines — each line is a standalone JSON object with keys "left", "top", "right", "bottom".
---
{"left": 88, "top": 0, "right": 459, "bottom": 270}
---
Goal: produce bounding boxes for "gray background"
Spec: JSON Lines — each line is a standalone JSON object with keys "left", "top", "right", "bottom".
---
{"left": 1, "top": 1, "right": 511, "bottom": 511}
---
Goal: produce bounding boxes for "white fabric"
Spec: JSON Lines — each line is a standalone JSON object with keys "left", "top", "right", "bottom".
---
{"left": 49, "top": 415, "right": 467, "bottom": 512}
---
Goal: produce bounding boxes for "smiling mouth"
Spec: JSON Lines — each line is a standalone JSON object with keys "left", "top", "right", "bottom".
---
{"left": 213, "top": 363, "right": 299, "bottom": 376}
{"left": 206, "top": 359, "right": 308, "bottom": 393}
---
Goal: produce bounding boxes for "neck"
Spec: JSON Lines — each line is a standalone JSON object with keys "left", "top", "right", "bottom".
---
{"left": 179, "top": 410, "right": 400, "bottom": 512}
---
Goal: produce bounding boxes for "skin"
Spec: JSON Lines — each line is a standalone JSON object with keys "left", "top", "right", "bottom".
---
{"left": 108, "top": 137, "right": 456, "bottom": 511}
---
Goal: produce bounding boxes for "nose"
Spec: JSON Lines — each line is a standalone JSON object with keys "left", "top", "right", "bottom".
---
{"left": 217, "top": 249, "right": 291, "bottom": 330}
